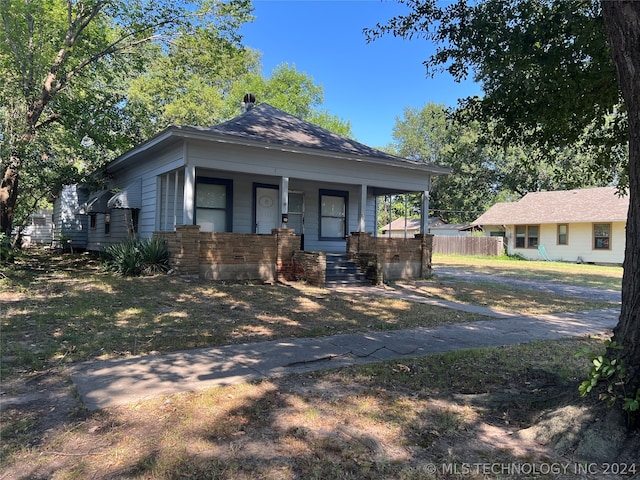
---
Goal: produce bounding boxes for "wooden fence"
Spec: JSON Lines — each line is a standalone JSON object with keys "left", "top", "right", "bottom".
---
{"left": 432, "top": 236, "right": 504, "bottom": 256}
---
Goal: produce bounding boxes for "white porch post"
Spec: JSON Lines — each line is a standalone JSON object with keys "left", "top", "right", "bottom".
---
{"left": 420, "top": 189, "right": 430, "bottom": 234}
{"left": 183, "top": 165, "right": 195, "bottom": 225}
{"left": 358, "top": 184, "right": 367, "bottom": 232}
{"left": 280, "top": 176, "right": 289, "bottom": 227}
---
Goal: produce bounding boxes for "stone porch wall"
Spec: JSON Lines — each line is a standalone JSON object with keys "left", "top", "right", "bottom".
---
{"left": 155, "top": 226, "right": 300, "bottom": 282}
{"left": 347, "top": 231, "right": 433, "bottom": 282}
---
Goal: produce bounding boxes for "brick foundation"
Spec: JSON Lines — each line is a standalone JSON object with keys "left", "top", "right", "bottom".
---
{"left": 155, "top": 226, "right": 300, "bottom": 282}
{"left": 347, "top": 231, "right": 433, "bottom": 282}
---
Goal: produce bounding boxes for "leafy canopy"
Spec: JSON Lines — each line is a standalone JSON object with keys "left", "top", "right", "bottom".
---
{"left": 365, "top": 0, "right": 626, "bottom": 185}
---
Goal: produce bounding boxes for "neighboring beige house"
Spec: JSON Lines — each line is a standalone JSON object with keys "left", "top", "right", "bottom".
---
{"left": 472, "top": 186, "right": 628, "bottom": 264}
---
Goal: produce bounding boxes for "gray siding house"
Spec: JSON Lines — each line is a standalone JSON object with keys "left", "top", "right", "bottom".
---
{"left": 56, "top": 101, "right": 449, "bottom": 281}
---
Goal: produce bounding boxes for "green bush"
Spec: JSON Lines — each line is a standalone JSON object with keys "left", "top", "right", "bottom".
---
{"left": 101, "top": 237, "right": 169, "bottom": 276}
{"left": 0, "top": 233, "right": 13, "bottom": 263}
{"left": 577, "top": 339, "right": 640, "bottom": 428}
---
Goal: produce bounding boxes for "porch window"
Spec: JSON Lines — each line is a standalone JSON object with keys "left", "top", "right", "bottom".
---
{"left": 288, "top": 192, "right": 304, "bottom": 234}
{"left": 557, "top": 224, "right": 568, "bottom": 245}
{"left": 319, "top": 189, "right": 347, "bottom": 240}
{"left": 515, "top": 225, "right": 538, "bottom": 248}
{"left": 195, "top": 177, "right": 232, "bottom": 232}
{"left": 594, "top": 223, "right": 610, "bottom": 250}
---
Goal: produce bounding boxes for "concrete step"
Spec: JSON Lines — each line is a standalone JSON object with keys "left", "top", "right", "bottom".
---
{"left": 325, "top": 254, "right": 370, "bottom": 287}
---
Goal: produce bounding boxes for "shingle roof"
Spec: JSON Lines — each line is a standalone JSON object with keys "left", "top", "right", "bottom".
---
{"left": 187, "top": 103, "right": 445, "bottom": 168}
{"left": 472, "top": 187, "right": 628, "bottom": 226}
{"left": 108, "top": 102, "right": 450, "bottom": 175}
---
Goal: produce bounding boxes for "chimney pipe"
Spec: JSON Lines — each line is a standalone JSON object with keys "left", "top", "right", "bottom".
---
{"left": 242, "top": 93, "right": 256, "bottom": 112}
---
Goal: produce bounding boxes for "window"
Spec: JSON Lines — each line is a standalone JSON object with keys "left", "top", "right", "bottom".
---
{"left": 594, "top": 223, "right": 611, "bottom": 250}
{"left": 195, "top": 177, "right": 232, "bottom": 232}
{"left": 32, "top": 216, "right": 46, "bottom": 227}
{"left": 557, "top": 224, "right": 568, "bottom": 245}
{"left": 130, "top": 209, "right": 140, "bottom": 234}
{"left": 515, "top": 226, "right": 526, "bottom": 248}
{"left": 288, "top": 192, "right": 304, "bottom": 234}
{"left": 515, "top": 225, "right": 538, "bottom": 248}
{"left": 90, "top": 214, "right": 97, "bottom": 229}
{"left": 319, "top": 189, "right": 348, "bottom": 240}
{"left": 104, "top": 213, "right": 111, "bottom": 235}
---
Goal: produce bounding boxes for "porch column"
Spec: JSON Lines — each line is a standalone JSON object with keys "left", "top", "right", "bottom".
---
{"left": 280, "top": 176, "right": 289, "bottom": 227}
{"left": 357, "top": 184, "right": 367, "bottom": 232}
{"left": 420, "top": 189, "right": 430, "bottom": 234}
{"left": 183, "top": 165, "right": 195, "bottom": 225}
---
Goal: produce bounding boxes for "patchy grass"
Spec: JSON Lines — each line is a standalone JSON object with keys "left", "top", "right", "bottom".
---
{"left": 1, "top": 251, "right": 488, "bottom": 380}
{"left": 392, "top": 280, "right": 616, "bottom": 315}
{"left": 0, "top": 250, "right": 627, "bottom": 479}
{"left": 0, "top": 337, "right": 608, "bottom": 479}
{"left": 433, "top": 254, "right": 622, "bottom": 291}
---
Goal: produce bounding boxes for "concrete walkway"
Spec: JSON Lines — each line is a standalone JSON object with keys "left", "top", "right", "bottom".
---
{"left": 70, "top": 283, "right": 619, "bottom": 410}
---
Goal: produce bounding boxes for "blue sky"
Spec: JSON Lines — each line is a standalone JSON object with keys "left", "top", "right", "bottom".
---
{"left": 241, "top": 0, "right": 481, "bottom": 148}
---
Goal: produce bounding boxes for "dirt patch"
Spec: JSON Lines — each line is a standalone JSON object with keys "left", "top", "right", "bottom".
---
{"left": 2, "top": 362, "right": 640, "bottom": 480}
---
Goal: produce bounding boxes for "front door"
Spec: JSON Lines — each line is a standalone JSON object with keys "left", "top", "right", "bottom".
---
{"left": 255, "top": 186, "right": 279, "bottom": 233}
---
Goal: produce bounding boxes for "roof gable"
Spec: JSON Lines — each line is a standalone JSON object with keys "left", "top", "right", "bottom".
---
{"left": 473, "top": 187, "right": 628, "bottom": 225}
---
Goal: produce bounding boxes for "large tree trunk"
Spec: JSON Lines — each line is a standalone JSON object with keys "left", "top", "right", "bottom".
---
{"left": 601, "top": 1, "right": 640, "bottom": 392}
{"left": 0, "top": 159, "right": 20, "bottom": 237}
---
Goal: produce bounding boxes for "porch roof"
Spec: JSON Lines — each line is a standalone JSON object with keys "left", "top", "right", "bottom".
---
{"left": 107, "top": 103, "right": 450, "bottom": 176}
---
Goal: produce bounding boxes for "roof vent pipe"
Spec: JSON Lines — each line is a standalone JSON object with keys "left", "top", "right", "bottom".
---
{"left": 242, "top": 93, "right": 256, "bottom": 112}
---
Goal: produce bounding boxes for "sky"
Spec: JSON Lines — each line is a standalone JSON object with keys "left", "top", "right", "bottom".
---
{"left": 241, "top": 0, "right": 482, "bottom": 149}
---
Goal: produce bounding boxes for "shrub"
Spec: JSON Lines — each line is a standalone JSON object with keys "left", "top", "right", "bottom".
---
{"left": 0, "top": 233, "right": 13, "bottom": 263}
{"left": 102, "top": 237, "right": 169, "bottom": 276}
{"left": 577, "top": 339, "right": 640, "bottom": 428}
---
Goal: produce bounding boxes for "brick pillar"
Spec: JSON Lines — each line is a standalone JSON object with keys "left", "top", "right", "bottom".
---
{"left": 272, "top": 228, "right": 299, "bottom": 280}
{"left": 415, "top": 233, "right": 434, "bottom": 278}
{"left": 172, "top": 225, "right": 201, "bottom": 275}
{"left": 348, "top": 231, "right": 373, "bottom": 255}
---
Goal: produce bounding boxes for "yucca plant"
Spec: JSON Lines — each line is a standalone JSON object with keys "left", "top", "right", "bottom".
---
{"left": 102, "top": 237, "right": 169, "bottom": 276}
{"left": 138, "top": 236, "right": 170, "bottom": 275}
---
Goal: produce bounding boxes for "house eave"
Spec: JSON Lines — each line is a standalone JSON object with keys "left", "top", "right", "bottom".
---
{"left": 107, "top": 127, "right": 451, "bottom": 177}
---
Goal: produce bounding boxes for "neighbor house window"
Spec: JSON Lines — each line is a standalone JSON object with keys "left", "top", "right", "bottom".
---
{"left": 90, "top": 214, "right": 97, "bottom": 229}
{"left": 104, "top": 213, "right": 111, "bottom": 235}
{"left": 195, "top": 177, "right": 232, "bottom": 232}
{"left": 32, "top": 216, "right": 46, "bottom": 227}
{"left": 557, "top": 224, "right": 568, "bottom": 245}
{"left": 319, "top": 189, "right": 348, "bottom": 240}
{"left": 594, "top": 223, "right": 611, "bottom": 250}
{"left": 515, "top": 225, "right": 538, "bottom": 248}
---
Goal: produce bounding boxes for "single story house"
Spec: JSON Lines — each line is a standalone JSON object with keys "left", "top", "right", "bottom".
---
{"left": 14, "top": 209, "right": 54, "bottom": 247}
{"left": 380, "top": 217, "right": 472, "bottom": 237}
{"left": 55, "top": 100, "right": 449, "bottom": 284}
{"left": 471, "top": 186, "right": 628, "bottom": 264}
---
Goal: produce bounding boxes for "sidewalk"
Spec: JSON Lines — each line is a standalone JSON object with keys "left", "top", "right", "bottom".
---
{"left": 70, "top": 285, "right": 619, "bottom": 411}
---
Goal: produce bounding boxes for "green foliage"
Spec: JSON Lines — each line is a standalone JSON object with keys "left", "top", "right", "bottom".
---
{"left": 366, "top": 0, "right": 627, "bottom": 186}
{"left": 101, "top": 237, "right": 170, "bottom": 277}
{"left": 0, "top": 233, "right": 13, "bottom": 263}
{"left": 0, "top": 0, "right": 254, "bottom": 234}
{"left": 577, "top": 340, "right": 640, "bottom": 427}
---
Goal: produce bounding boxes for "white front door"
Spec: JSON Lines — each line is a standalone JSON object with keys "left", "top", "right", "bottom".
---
{"left": 255, "top": 187, "right": 279, "bottom": 233}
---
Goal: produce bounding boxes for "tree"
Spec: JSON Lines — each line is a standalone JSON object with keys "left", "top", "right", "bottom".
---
{"left": 130, "top": 55, "right": 353, "bottom": 137}
{"left": 225, "top": 63, "right": 353, "bottom": 136}
{"left": 367, "top": 0, "right": 640, "bottom": 424}
{"left": 388, "top": 102, "right": 611, "bottom": 224}
{"left": 387, "top": 103, "right": 501, "bottom": 223}
{"left": 0, "top": 0, "right": 252, "bottom": 237}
